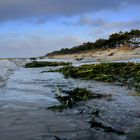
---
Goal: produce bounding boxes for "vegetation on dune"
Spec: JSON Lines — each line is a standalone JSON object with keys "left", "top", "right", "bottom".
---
{"left": 24, "top": 61, "right": 71, "bottom": 68}
{"left": 47, "top": 29, "right": 140, "bottom": 56}
{"left": 52, "top": 63, "right": 140, "bottom": 91}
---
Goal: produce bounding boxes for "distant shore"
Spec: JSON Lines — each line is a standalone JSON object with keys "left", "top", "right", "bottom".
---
{"left": 48, "top": 46, "right": 140, "bottom": 62}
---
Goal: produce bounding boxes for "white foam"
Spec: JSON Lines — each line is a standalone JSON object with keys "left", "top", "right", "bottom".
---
{"left": 0, "top": 59, "right": 28, "bottom": 87}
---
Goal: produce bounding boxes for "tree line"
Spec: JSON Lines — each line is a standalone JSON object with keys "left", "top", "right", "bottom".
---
{"left": 47, "top": 29, "right": 140, "bottom": 56}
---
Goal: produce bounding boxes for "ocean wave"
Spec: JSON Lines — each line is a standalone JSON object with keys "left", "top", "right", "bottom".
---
{"left": 0, "top": 59, "right": 28, "bottom": 87}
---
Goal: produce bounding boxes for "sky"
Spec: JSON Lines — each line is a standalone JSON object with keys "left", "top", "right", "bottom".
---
{"left": 0, "top": 0, "right": 140, "bottom": 58}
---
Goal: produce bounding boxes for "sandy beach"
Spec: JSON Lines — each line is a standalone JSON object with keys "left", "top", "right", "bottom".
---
{"left": 48, "top": 47, "right": 140, "bottom": 62}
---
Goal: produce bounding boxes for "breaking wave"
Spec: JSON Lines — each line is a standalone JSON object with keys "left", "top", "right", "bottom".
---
{"left": 0, "top": 59, "right": 28, "bottom": 87}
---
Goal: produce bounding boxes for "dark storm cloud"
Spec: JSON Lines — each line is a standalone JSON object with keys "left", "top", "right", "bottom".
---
{"left": 0, "top": 0, "right": 140, "bottom": 22}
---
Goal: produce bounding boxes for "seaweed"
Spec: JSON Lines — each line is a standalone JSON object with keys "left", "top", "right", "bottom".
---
{"left": 48, "top": 88, "right": 111, "bottom": 111}
{"left": 24, "top": 61, "right": 72, "bottom": 68}
{"left": 54, "top": 62, "right": 140, "bottom": 91}
{"left": 47, "top": 105, "right": 66, "bottom": 112}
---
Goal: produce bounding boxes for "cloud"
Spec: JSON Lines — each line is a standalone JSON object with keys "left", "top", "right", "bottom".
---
{"left": 90, "top": 19, "right": 140, "bottom": 39}
{"left": 63, "top": 15, "right": 107, "bottom": 27}
{"left": 0, "top": 0, "right": 140, "bottom": 57}
{"left": 78, "top": 16, "right": 106, "bottom": 27}
{"left": 0, "top": 34, "right": 85, "bottom": 57}
{"left": 104, "top": 20, "right": 140, "bottom": 30}
{"left": 0, "top": 0, "right": 140, "bottom": 22}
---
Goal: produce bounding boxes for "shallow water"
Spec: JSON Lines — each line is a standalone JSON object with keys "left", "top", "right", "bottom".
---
{"left": 0, "top": 59, "right": 140, "bottom": 140}
{"left": 37, "top": 58, "right": 140, "bottom": 67}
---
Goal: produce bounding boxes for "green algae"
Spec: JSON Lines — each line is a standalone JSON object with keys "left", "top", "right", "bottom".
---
{"left": 48, "top": 88, "right": 93, "bottom": 111}
{"left": 48, "top": 88, "right": 111, "bottom": 111}
{"left": 129, "top": 92, "right": 140, "bottom": 96}
{"left": 54, "top": 62, "right": 140, "bottom": 91}
{"left": 47, "top": 105, "right": 66, "bottom": 112}
{"left": 25, "top": 61, "right": 71, "bottom": 68}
